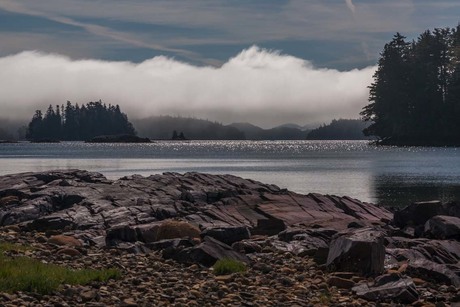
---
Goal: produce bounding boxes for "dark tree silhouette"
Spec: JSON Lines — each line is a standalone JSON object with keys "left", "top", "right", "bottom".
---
{"left": 361, "top": 25, "right": 460, "bottom": 146}
{"left": 26, "top": 101, "right": 136, "bottom": 141}
{"left": 306, "top": 119, "right": 371, "bottom": 140}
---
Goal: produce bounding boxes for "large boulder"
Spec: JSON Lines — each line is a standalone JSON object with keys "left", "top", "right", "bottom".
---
{"left": 406, "top": 259, "right": 460, "bottom": 287}
{"left": 385, "top": 237, "right": 460, "bottom": 264}
{"left": 134, "top": 222, "right": 161, "bottom": 243}
{"left": 106, "top": 224, "right": 138, "bottom": 245}
{"left": 393, "top": 200, "right": 443, "bottom": 229}
{"left": 201, "top": 226, "right": 250, "bottom": 245}
{"left": 326, "top": 228, "right": 385, "bottom": 275}
{"left": 424, "top": 215, "right": 460, "bottom": 240}
{"left": 155, "top": 220, "right": 201, "bottom": 241}
{"left": 352, "top": 273, "right": 419, "bottom": 303}
{"left": 251, "top": 218, "right": 286, "bottom": 236}
{"left": 171, "top": 236, "right": 249, "bottom": 267}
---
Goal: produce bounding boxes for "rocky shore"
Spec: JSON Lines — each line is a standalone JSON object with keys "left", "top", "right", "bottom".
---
{"left": 0, "top": 170, "right": 459, "bottom": 306}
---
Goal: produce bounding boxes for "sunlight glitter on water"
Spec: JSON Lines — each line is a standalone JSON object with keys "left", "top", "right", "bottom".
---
{"left": 1, "top": 140, "right": 459, "bottom": 206}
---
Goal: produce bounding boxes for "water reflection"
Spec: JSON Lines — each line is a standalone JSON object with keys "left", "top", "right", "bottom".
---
{"left": 1, "top": 141, "right": 459, "bottom": 207}
{"left": 372, "top": 174, "right": 460, "bottom": 208}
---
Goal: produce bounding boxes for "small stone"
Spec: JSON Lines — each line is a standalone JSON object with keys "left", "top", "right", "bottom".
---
{"left": 215, "top": 275, "right": 233, "bottom": 283}
{"left": 412, "top": 278, "right": 426, "bottom": 286}
{"left": 36, "top": 235, "right": 47, "bottom": 243}
{"left": 189, "top": 290, "right": 202, "bottom": 298}
{"left": 57, "top": 247, "right": 82, "bottom": 257}
{"left": 80, "top": 289, "right": 97, "bottom": 302}
{"left": 279, "top": 277, "right": 295, "bottom": 287}
{"left": 121, "top": 298, "right": 137, "bottom": 307}
{"left": 0, "top": 292, "right": 17, "bottom": 301}
{"left": 327, "top": 276, "right": 355, "bottom": 289}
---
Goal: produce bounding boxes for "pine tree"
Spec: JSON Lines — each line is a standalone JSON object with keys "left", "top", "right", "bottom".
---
{"left": 361, "top": 33, "right": 411, "bottom": 142}
{"left": 361, "top": 26, "right": 460, "bottom": 145}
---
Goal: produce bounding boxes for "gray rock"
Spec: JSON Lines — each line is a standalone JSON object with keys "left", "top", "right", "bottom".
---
{"left": 106, "top": 224, "right": 137, "bottom": 245}
{"left": 424, "top": 215, "right": 460, "bottom": 239}
{"left": 134, "top": 222, "right": 161, "bottom": 243}
{"left": 406, "top": 259, "right": 460, "bottom": 287}
{"left": 252, "top": 218, "right": 286, "bottom": 236}
{"left": 327, "top": 228, "right": 385, "bottom": 275}
{"left": 352, "top": 273, "right": 419, "bottom": 303}
{"left": 385, "top": 237, "right": 460, "bottom": 265}
{"left": 201, "top": 226, "right": 250, "bottom": 245}
{"left": 231, "top": 240, "right": 262, "bottom": 254}
{"left": 393, "top": 200, "right": 443, "bottom": 229}
{"left": 171, "top": 236, "right": 249, "bottom": 267}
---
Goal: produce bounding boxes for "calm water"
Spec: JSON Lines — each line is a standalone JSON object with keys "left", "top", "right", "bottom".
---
{"left": 0, "top": 140, "right": 459, "bottom": 207}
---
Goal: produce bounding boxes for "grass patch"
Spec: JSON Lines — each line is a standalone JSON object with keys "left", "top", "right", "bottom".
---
{"left": 319, "top": 290, "right": 332, "bottom": 304}
{"left": 0, "top": 241, "right": 31, "bottom": 252}
{"left": 0, "top": 241, "right": 120, "bottom": 294}
{"left": 213, "top": 258, "right": 247, "bottom": 275}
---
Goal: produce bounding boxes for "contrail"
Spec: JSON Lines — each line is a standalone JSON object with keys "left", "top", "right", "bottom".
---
{"left": 0, "top": 0, "right": 214, "bottom": 65}
{"left": 345, "top": 0, "right": 356, "bottom": 15}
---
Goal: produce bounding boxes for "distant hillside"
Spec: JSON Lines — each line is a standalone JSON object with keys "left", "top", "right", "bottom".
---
{"left": 306, "top": 119, "right": 371, "bottom": 140}
{"left": 133, "top": 116, "right": 310, "bottom": 140}
{"left": 229, "top": 123, "right": 309, "bottom": 140}
{"left": 0, "top": 118, "right": 27, "bottom": 141}
{"left": 274, "top": 123, "right": 308, "bottom": 131}
{"left": 133, "top": 116, "right": 245, "bottom": 140}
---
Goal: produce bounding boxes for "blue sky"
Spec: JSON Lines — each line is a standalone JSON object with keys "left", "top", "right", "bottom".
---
{"left": 2, "top": 0, "right": 459, "bottom": 69}
{"left": 0, "top": 0, "right": 460, "bottom": 123}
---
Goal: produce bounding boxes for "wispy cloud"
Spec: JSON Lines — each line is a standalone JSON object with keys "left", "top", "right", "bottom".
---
{"left": 0, "top": 0, "right": 212, "bottom": 64}
{"left": 2, "top": 0, "right": 457, "bottom": 70}
{"left": 0, "top": 48, "right": 375, "bottom": 127}
{"left": 345, "top": 0, "right": 356, "bottom": 15}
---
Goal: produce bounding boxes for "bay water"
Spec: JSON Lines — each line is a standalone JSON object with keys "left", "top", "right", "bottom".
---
{"left": 1, "top": 140, "right": 459, "bottom": 207}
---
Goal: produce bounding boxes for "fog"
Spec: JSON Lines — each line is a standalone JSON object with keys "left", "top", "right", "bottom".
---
{"left": 0, "top": 47, "right": 375, "bottom": 128}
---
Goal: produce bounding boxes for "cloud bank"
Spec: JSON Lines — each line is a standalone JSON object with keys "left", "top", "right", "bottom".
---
{"left": 0, "top": 47, "right": 375, "bottom": 127}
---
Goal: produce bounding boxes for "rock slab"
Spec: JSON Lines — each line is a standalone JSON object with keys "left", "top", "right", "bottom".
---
{"left": 327, "top": 228, "right": 385, "bottom": 275}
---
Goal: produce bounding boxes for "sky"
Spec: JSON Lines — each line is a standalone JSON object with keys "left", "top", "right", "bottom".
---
{"left": 1, "top": 0, "right": 459, "bottom": 127}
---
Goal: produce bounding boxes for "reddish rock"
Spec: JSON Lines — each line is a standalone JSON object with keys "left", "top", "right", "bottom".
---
{"left": 56, "top": 247, "right": 82, "bottom": 257}
{"left": 48, "top": 235, "right": 82, "bottom": 247}
{"left": 0, "top": 170, "right": 393, "bottom": 256}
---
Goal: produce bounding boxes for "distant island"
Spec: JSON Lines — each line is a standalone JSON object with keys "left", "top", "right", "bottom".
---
{"left": 18, "top": 102, "right": 374, "bottom": 142}
{"left": 25, "top": 101, "right": 137, "bottom": 142}
{"left": 361, "top": 25, "right": 460, "bottom": 146}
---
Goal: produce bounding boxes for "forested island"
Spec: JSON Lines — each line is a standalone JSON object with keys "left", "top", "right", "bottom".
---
{"left": 22, "top": 108, "right": 370, "bottom": 142}
{"left": 26, "top": 101, "right": 136, "bottom": 141}
{"left": 361, "top": 25, "right": 460, "bottom": 146}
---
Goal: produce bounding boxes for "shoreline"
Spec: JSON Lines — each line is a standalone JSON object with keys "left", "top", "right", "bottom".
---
{"left": 0, "top": 170, "right": 459, "bottom": 305}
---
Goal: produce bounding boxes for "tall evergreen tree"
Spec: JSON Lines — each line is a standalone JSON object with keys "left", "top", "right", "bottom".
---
{"left": 361, "top": 26, "right": 460, "bottom": 145}
{"left": 361, "top": 33, "right": 411, "bottom": 141}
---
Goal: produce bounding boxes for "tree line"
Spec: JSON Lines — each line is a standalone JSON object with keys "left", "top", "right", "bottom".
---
{"left": 26, "top": 101, "right": 136, "bottom": 141}
{"left": 361, "top": 25, "right": 460, "bottom": 145}
{"left": 306, "top": 119, "right": 370, "bottom": 140}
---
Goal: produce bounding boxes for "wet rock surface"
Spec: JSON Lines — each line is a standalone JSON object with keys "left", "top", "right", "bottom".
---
{"left": 0, "top": 170, "right": 459, "bottom": 305}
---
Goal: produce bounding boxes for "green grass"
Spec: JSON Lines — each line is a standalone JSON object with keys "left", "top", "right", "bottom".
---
{"left": 213, "top": 258, "right": 247, "bottom": 275}
{"left": 0, "top": 241, "right": 120, "bottom": 294}
{"left": 0, "top": 241, "right": 31, "bottom": 252}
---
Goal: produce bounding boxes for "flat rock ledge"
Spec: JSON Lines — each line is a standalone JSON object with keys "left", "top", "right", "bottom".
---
{"left": 0, "top": 170, "right": 459, "bottom": 306}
